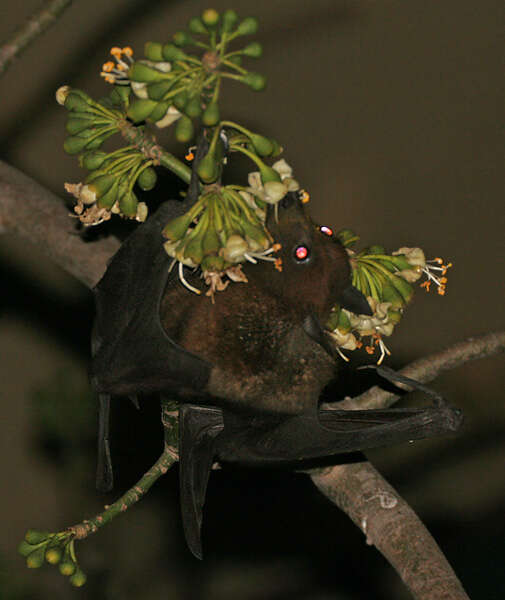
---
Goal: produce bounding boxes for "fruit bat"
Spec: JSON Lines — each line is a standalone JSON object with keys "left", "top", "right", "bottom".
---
{"left": 90, "top": 153, "right": 463, "bottom": 559}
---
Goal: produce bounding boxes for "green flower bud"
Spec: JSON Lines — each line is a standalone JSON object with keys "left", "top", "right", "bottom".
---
{"left": 59, "top": 560, "right": 76, "bottom": 576}
{"left": 175, "top": 114, "right": 194, "bottom": 142}
{"left": 127, "top": 98, "right": 158, "bottom": 122}
{"left": 69, "top": 568, "right": 87, "bottom": 587}
{"left": 380, "top": 283, "right": 405, "bottom": 309}
{"left": 25, "top": 530, "right": 50, "bottom": 544}
{"left": 249, "top": 133, "right": 273, "bottom": 157}
{"left": 80, "top": 150, "right": 107, "bottom": 171}
{"left": 63, "top": 135, "right": 90, "bottom": 155}
{"left": 389, "top": 274, "right": 414, "bottom": 304}
{"left": 129, "top": 62, "right": 167, "bottom": 83}
{"left": 201, "top": 254, "right": 225, "bottom": 271}
{"left": 243, "top": 42, "right": 263, "bottom": 58}
{"left": 26, "top": 547, "right": 45, "bottom": 569}
{"left": 336, "top": 229, "right": 359, "bottom": 247}
{"left": 236, "top": 17, "right": 259, "bottom": 36}
{"left": 173, "top": 90, "right": 189, "bottom": 110}
{"left": 241, "top": 72, "right": 266, "bottom": 91}
{"left": 172, "top": 31, "right": 193, "bottom": 47}
{"left": 87, "top": 174, "right": 116, "bottom": 198}
{"left": 269, "top": 138, "right": 283, "bottom": 157}
{"left": 189, "top": 17, "right": 207, "bottom": 34}
{"left": 390, "top": 255, "right": 412, "bottom": 271}
{"left": 137, "top": 167, "right": 157, "bottom": 191}
{"left": 119, "top": 191, "right": 138, "bottom": 218}
{"left": 184, "top": 234, "right": 204, "bottom": 264}
{"left": 259, "top": 164, "right": 282, "bottom": 184}
{"left": 337, "top": 309, "right": 352, "bottom": 333}
{"left": 18, "top": 540, "right": 36, "bottom": 557}
{"left": 45, "top": 546, "right": 62, "bottom": 565}
{"left": 64, "top": 90, "right": 93, "bottom": 112}
{"left": 148, "top": 100, "right": 170, "bottom": 122}
{"left": 184, "top": 96, "right": 202, "bottom": 118}
{"left": 197, "top": 152, "right": 220, "bottom": 183}
{"left": 202, "top": 225, "right": 221, "bottom": 255}
{"left": 65, "top": 116, "right": 97, "bottom": 135}
{"left": 97, "top": 179, "right": 119, "bottom": 209}
{"left": 147, "top": 79, "right": 174, "bottom": 101}
{"left": 221, "top": 9, "right": 239, "bottom": 33}
{"left": 144, "top": 41, "right": 164, "bottom": 61}
{"left": 109, "top": 85, "right": 131, "bottom": 106}
{"left": 162, "top": 212, "right": 194, "bottom": 241}
{"left": 162, "top": 43, "right": 188, "bottom": 61}
{"left": 201, "top": 102, "right": 220, "bottom": 126}
{"left": 201, "top": 8, "right": 219, "bottom": 27}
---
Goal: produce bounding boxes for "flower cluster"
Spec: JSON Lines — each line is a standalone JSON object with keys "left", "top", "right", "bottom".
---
{"left": 18, "top": 529, "right": 85, "bottom": 587}
{"left": 99, "top": 8, "right": 265, "bottom": 141}
{"left": 325, "top": 236, "right": 452, "bottom": 363}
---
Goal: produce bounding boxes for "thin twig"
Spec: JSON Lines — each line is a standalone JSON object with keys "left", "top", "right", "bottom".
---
{"left": 69, "top": 400, "right": 179, "bottom": 541}
{"left": 334, "top": 330, "right": 505, "bottom": 410}
{"left": 0, "top": 0, "right": 73, "bottom": 77}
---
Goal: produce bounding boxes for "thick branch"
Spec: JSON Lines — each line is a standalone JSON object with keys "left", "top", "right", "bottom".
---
{"left": 0, "top": 160, "right": 119, "bottom": 288}
{"left": 311, "top": 463, "right": 469, "bottom": 599}
{"left": 0, "top": 0, "right": 72, "bottom": 76}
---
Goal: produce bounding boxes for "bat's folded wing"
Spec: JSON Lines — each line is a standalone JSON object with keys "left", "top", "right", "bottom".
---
{"left": 90, "top": 202, "right": 211, "bottom": 396}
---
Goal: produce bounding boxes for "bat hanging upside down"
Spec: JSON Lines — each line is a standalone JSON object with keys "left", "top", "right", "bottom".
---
{"left": 90, "top": 182, "right": 463, "bottom": 558}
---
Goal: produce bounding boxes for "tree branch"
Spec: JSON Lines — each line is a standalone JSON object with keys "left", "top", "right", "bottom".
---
{"left": 0, "top": 159, "right": 118, "bottom": 288}
{"left": 311, "top": 462, "right": 470, "bottom": 599}
{"left": 335, "top": 330, "right": 505, "bottom": 410}
{"left": 0, "top": 0, "right": 73, "bottom": 77}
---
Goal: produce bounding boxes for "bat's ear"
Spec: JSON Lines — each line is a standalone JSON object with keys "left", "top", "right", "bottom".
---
{"left": 338, "top": 285, "right": 373, "bottom": 316}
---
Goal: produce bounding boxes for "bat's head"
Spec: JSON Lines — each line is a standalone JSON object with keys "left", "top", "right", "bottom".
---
{"left": 250, "top": 192, "right": 371, "bottom": 322}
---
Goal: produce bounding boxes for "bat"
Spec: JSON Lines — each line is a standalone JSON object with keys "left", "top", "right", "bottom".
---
{"left": 90, "top": 148, "right": 463, "bottom": 559}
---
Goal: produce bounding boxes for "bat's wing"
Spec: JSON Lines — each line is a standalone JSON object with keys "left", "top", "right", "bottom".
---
{"left": 91, "top": 201, "right": 211, "bottom": 396}
{"left": 91, "top": 200, "right": 212, "bottom": 491}
{"left": 178, "top": 399, "right": 462, "bottom": 557}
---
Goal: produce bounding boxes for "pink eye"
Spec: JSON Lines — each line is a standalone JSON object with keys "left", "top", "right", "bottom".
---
{"left": 320, "top": 225, "right": 333, "bottom": 236}
{"left": 294, "top": 245, "right": 309, "bottom": 261}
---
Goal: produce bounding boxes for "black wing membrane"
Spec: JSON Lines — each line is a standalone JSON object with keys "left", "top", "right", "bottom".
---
{"left": 91, "top": 200, "right": 211, "bottom": 491}
{"left": 178, "top": 401, "right": 463, "bottom": 558}
{"left": 91, "top": 201, "right": 211, "bottom": 396}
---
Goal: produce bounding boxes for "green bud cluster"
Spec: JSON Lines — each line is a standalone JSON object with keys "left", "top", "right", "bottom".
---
{"left": 326, "top": 231, "right": 448, "bottom": 363}
{"left": 67, "top": 146, "right": 155, "bottom": 225}
{"left": 120, "top": 8, "right": 266, "bottom": 140}
{"left": 18, "top": 529, "right": 86, "bottom": 587}
{"left": 57, "top": 87, "right": 123, "bottom": 155}
{"left": 162, "top": 186, "right": 272, "bottom": 274}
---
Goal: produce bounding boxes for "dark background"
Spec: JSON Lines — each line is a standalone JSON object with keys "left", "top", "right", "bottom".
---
{"left": 1, "top": 1, "right": 503, "bottom": 598}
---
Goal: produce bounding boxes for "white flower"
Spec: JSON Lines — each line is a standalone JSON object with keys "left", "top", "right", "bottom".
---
{"left": 155, "top": 105, "right": 182, "bottom": 128}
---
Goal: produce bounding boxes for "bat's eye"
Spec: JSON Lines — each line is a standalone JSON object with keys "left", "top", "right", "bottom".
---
{"left": 294, "top": 245, "right": 310, "bottom": 262}
{"left": 320, "top": 225, "right": 333, "bottom": 236}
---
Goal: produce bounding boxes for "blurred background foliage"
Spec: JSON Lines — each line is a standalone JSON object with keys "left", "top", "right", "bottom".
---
{"left": 0, "top": 1, "right": 503, "bottom": 598}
